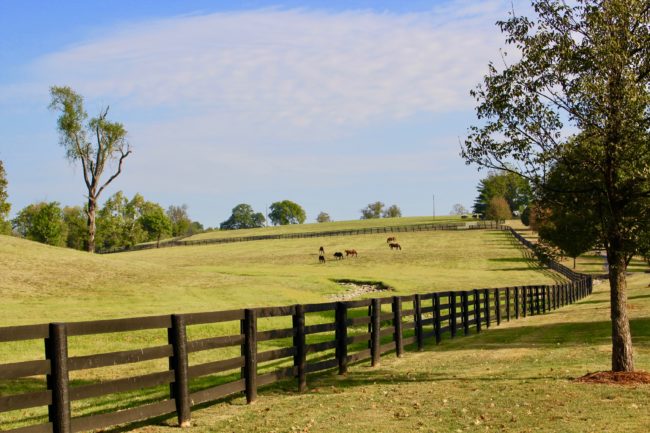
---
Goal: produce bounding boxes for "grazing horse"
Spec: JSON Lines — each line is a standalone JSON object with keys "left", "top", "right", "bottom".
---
{"left": 345, "top": 249, "right": 358, "bottom": 257}
{"left": 389, "top": 242, "right": 402, "bottom": 250}
{"left": 333, "top": 252, "right": 344, "bottom": 260}
{"left": 319, "top": 255, "right": 326, "bottom": 263}
{"left": 319, "top": 246, "right": 325, "bottom": 255}
{"left": 386, "top": 237, "right": 396, "bottom": 243}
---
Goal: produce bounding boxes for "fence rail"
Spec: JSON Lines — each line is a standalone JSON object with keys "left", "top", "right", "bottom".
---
{"left": 0, "top": 226, "right": 593, "bottom": 432}
{"left": 98, "top": 221, "right": 501, "bottom": 254}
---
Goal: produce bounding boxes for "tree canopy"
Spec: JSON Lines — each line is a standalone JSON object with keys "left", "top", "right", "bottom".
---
{"left": 49, "top": 86, "right": 131, "bottom": 252}
{"left": 268, "top": 200, "right": 306, "bottom": 225}
{"left": 0, "top": 160, "right": 10, "bottom": 234}
{"left": 382, "top": 204, "right": 402, "bottom": 218}
{"left": 12, "top": 202, "right": 66, "bottom": 246}
{"left": 462, "top": 0, "right": 650, "bottom": 372}
{"left": 316, "top": 212, "right": 331, "bottom": 223}
{"left": 472, "top": 171, "right": 531, "bottom": 215}
{"left": 220, "top": 204, "right": 266, "bottom": 230}
{"left": 485, "top": 196, "right": 511, "bottom": 223}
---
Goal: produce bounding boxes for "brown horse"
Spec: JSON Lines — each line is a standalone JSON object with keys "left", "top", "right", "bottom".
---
{"left": 389, "top": 243, "right": 402, "bottom": 250}
{"left": 333, "top": 252, "right": 344, "bottom": 260}
{"left": 319, "top": 255, "right": 326, "bottom": 263}
{"left": 386, "top": 237, "right": 396, "bottom": 243}
{"left": 319, "top": 246, "right": 325, "bottom": 255}
{"left": 345, "top": 249, "right": 358, "bottom": 257}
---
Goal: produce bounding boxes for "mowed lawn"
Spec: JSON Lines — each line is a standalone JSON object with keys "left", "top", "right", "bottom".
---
{"left": 139, "top": 273, "right": 650, "bottom": 433}
{"left": 0, "top": 228, "right": 560, "bottom": 326}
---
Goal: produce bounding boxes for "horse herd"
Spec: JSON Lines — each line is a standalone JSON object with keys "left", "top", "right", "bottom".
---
{"left": 318, "top": 237, "right": 402, "bottom": 263}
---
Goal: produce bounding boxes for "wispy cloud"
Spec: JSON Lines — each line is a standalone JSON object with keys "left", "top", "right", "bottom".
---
{"left": 30, "top": 2, "right": 507, "bottom": 127}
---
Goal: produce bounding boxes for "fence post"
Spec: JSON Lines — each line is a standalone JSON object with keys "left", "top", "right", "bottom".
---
{"left": 371, "top": 299, "right": 381, "bottom": 366}
{"left": 243, "top": 309, "right": 258, "bottom": 404}
{"left": 169, "top": 315, "right": 191, "bottom": 427}
{"left": 46, "top": 323, "right": 71, "bottom": 433}
{"left": 335, "top": 302, "right": 348, "bottom": 375}
{"left": 293, "top": 304, "right": 307, "bottom": 392}
{"left": 414, "top": 294, "right": 423, "bottom": 351}
{"left": 433, "top": 293, "right": 442, "bottom": 344}
{"left": 483, "top": 288, "right": 490, "bottom": 328}
{"left": 514, "top": 287, "right": 519, "bottom": 319}
{"left": 495, "top": 288, "right": 501, "bottom": 325}
{"left": 462, "top": 291, "right": 470, "bottom": 335}
{"left": 392, "top": 296, "right": 404, "bottom": 357}
{"left": 474, "top": 289, "right": 481, "bottom": 333}
{"left": 450, "top": 294, "right": 457, "bottom": 338}
{"left": 522, "top": 287, "right": 527, "bottom": 318}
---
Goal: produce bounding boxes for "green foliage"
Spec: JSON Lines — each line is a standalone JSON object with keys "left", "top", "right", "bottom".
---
{"left": 382, "top": 204, "right": 402, "bottom": 218}
{"left": 485, "top": 196, "right": 511, "bottom": 223}
{"left": 220, "top": 204, "right": 266, "bottom": 230}
{"left": 462, "top": 0, "right": 650, "bottom": 370}
{"left": 0, "top": 160, "right": 10, "bottom": 234}
{"left": 49, "top": 86, "right": 131, "bottom": 252}
{"left": 139, "top": 202, "right": 172, "bottom": 246}
{"left": 360, "top": 201, "right": 384, "bottom": 219}
{"left": 95, "top": 192, "right": 147, "bottom": 250}
{"left": 63, "top": 206, "right": 87, "bottom": 250}
{"left": 472, "top": 171, "right": 531, "bottom": 215}
{"left": 316, "top": 212, "right": 331, "bottom": 223}
{"left": 12, "top": 202, "right": 66, "bottom": 246}
{"left": 268, "top": 200, "right": 306, "bottom": 225}
{"left": 166, "top": 204, "right": 192, "bottom": 237}
{"left": 520, "top": 206, "right": 531, "bottom": 226}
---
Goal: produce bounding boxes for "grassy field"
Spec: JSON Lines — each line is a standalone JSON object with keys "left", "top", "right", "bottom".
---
{"left": 2, "top": 219, "right": 648, "bottom": 431}
{"left": 136, "top": 273, "right": 650, "bottom": 433}
{"left": 0, "top": 224, "right": 558, "bottom": 326}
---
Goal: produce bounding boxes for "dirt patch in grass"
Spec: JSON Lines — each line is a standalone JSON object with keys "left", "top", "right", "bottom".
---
{"left": 575, "top": 370, "right": 650, "bottom": 385}
{"left": 329, "top": 279, "right": 394, "bottom": 301}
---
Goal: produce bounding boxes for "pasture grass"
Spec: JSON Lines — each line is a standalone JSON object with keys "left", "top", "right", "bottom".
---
{"left": 134, "top": 274, "right": 650, "bottom": 433}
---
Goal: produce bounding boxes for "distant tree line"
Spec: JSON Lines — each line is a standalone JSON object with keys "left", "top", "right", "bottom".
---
{"left": 9, "top": 191, "right": 203, "bottom": 251}
{"left": 360, "top": 201, "right": 402, "bottom": 219}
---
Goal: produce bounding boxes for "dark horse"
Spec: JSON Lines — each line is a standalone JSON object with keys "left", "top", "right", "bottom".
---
{"left": 319, "top": 246, "right": 325, "bottom": 255}
{"left": 389, "top": 243, "right": 402, "bottom": 250}
{"left": 333, "top": 252, "right": 344, "bottom": 260}
{"left": 345, "top": 249, "right": 358, "bottom": 257}
{"left": 319, "top": 255, "right": 326, "bottom": 263}
{"left": 386, "top": 237, "right": 396, "bottom": 243}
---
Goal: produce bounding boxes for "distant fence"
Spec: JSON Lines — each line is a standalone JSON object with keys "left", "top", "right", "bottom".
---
{"left": 0, "top": 227, "right": 593, "bottom": 433}
{"left": 98, "top": 221, "right": 502, "bottom": 254}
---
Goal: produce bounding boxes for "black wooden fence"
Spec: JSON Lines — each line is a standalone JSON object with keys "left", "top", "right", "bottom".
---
{"left": 0, "top": 227, "right": 593, "bottom": 432}
{"left": 99, "top": 221, "right": 501, "bottom": 254}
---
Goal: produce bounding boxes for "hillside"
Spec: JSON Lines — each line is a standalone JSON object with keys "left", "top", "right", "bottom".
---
{"left": 1, "top": 224, "right": 559, "bottom": 326}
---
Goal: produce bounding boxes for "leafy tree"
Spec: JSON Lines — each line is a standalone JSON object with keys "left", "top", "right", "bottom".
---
{"left": 95, "top": 192, "right": 147, "bottom": 250}
{"left": 462, "top": 0, "right": 650, "bottom": 371}
{"left": 63, "top": 206, "right": 87, "bottom": 250}
{"left": 382, "top": 204, "right": 402, "bottom": 218}
{"left": 360, "top": 201, "right": 384, "bottom": 219}
{"left": 316, "top": 212, "right": 331, "bottom": 223}
{"left": 12, "top": 202, "right": 66, "bottom": 246}
{"left": 484, "top": 196, "right": 511, "bottom": 223}
{"left": 520, "top": 206, "right": 531, "bottom": 226}
{"left": 49, "top": 86, "right": 132, "bottom": 252}
{"left": 220, "top": 204, "right": 266, "bottom": 230}
{"left": 472, "top": 171, "right": 531, "bottom": 215}
{"left": 0, "top": 160, "right": 10, "bottom": 234}
{"left": 188, "top": 221, "right": 204, "bottom": 234}
{"left": 167, "top": 204, "right": 191, "bottom": 237}
{"left": 268, "top": 200, "right": 306, "bottom": 225}
{"left": 139, "top": 202, "right": 171, "bottom": 247}
{"left": 538, "top": 212, "right": 597, "bottom": 269}
{"left": 450, "top": 203, "right": 468, "bottom": 216}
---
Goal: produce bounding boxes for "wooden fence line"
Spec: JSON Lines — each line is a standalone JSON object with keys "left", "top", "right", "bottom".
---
{"left": 0, "top": 227, "right": 593, "bottom": 433}
{"left": 98, "top": 221, "right": 501, "bottom": 254}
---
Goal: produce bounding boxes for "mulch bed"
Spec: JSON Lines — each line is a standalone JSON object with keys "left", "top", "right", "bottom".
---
{"left": 575, "top": 371, "right": 650, "bottom": 385}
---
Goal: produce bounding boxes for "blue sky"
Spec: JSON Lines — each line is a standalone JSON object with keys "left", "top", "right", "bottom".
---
{"left": 0, "top": 0, "right": 521, "bottom": 226}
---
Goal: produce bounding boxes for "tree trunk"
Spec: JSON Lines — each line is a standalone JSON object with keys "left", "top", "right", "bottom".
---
{"left": 607, "top": 249, "right": 634, "bottom": 371}
{"left": 87, "top": 198, "right": 96, "bottom": 253}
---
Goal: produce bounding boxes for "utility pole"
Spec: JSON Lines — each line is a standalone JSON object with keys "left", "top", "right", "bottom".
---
{"left": 432, "top": 194, "right": 436, "bottom": 220}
